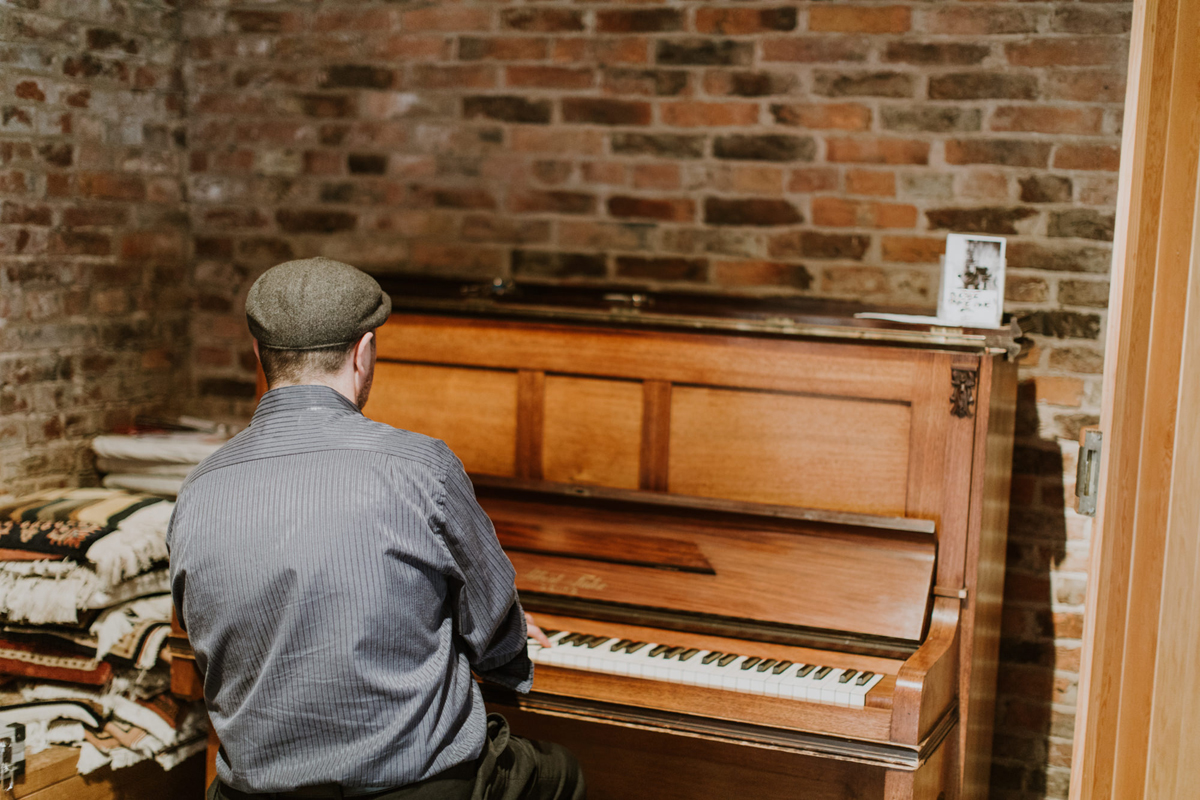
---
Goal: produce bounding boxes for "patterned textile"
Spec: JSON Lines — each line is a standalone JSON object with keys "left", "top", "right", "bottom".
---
{"left": 0, "top": 637, "right": 114, "bottom": 685}
{"left": 0, "top": 490, "right": 166, "bottom": 561}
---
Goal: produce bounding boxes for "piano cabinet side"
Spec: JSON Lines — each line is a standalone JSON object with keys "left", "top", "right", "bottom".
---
{"left": 891, "top": 596, "right": 961, "bottom": 747}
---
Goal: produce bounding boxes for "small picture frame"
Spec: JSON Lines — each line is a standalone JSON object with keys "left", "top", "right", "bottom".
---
{"left": 937, "top": 234, "right": 1007, "bottom": 328}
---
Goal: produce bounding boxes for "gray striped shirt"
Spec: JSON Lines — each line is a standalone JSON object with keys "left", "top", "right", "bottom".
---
{"left": 167, "top": 385, "right": 532, "bottom": 794}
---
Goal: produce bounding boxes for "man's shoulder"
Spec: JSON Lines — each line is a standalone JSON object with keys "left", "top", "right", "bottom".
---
{"left": 344, "top": 414, "right": 455, "bottom": 467}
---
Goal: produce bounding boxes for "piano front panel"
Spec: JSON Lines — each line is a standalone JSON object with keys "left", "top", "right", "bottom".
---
{"left": 667, "top": 385, "right": 912, "bottom": 516}
{"left": 542, "top": 375, "right": 642, "bottom": 489}
{"left": 365, "top": 362, "right": 519, "bottom": 476}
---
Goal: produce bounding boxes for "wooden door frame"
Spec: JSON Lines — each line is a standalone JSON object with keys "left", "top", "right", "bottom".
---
{"left": 1069, "top": 0, "right": 1200, "bottom": 796}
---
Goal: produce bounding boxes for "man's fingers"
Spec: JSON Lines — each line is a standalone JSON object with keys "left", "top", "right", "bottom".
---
{"left": 525, "top": 613, "right": 553, "bottom": 647}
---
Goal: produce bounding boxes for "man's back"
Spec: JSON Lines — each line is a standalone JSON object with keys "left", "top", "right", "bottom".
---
{"left": 168, "top": 386, "right": 531, "bottom": 794}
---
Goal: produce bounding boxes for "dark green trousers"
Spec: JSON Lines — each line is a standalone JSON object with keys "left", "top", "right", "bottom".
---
{"left": 209, "top": 714, "right": 585, "bottom": 800}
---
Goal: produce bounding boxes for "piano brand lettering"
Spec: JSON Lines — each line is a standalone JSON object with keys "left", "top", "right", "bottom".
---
{"left": 525, "top": 569, "right": 607, "bottom": 596}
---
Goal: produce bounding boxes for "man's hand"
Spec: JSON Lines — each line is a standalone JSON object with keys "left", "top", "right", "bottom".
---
{"left": 525, "top": 612, "right": 552, "bottom": 647}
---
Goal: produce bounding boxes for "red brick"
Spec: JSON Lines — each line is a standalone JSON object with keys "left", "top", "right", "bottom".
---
{"left": 459, "top": 37, "right": 548, "bottom": 62}
{"left": 945, "top": 139, "right": 1051, "bottom": 168}
{"left": 926, "top": 8, "right": 1038, "bottom": 36}
{"left": 661, "top": 102, "right": 758, "bottom": 127}
{"left": 552, "top": 38, "right": 650, "bottom": 66}
{"left": 762, "top": 37, "right": 870, "bottom": 63}
{"left": 412, "top": 65, "right": 496, "bottom": 90}
{"left": 714, "top": 260, "right": 813, "bottom": 289}
{"left": 813, "top": 197, "right": 917, "bottom": 229}
{"left": 597, "top": 9, "right": 684, "bottom": 34}
{"left": 409, "top": 242, "right": 504, "bottom": 274}
{"left": 695, "top": 8, "right": 797, "bottom": 35}
{"left": 581, "top": 162, "right": 627, "bottom": 186}
{"left": 562, "top": 98, "right": 651, "bottom": 126}
{"left": 632, "top": 164, "right": 681, "bottom": 190}
{"left": 77, "top": 171, "right": 146, "bottom": 201}
{"left": 511, "top": 128, "right": 604, "bottom": 155}
{"left": 845, "top": 170, "right": 896, "bottom": 197}
{"left": 506, "top": 66, "right": 594, "bottom": 90}
{"left": 402, "top": 7, "right": 492, "bottom": 32}
{"left": 821, "top": 266, "right": 889, "bottom": 295}
{"left": 121, "top": 231, "right": 184, "bottom": 261}
{"left": 727, "top": 165, "right": 785, "bottom": 195}
{"left": 787, "top": 167, "right": 839, "bottom": 193}
{"left": 313, "top": 8, "right": 397, "bottom": 33}
{"left": 63, "top": 206, "right": 127, "bottom": 227}
{"left": 826, "top": 138, "right": 929, "bottom": 165}
{"left": 809, "top": 6, "right": 910, "bottom": 34}
{"left": 1054, "top": 144, "right": 1121, "bottom": 172}
{"left": 616, "top": 256, "right": 707, "bottom": 282}
{"left": 991, "top": 106, "right": 1105, "bottom": 135}
{"left": 501, "top": 9, "right": 583, "bottom": 33}
{"left": 371, "top": 35, "right": 450, "bottom": 60}
{"left": 771, "top": 103, "right": 870, "bottom": 130}
{"left": 608, "top": 195, "right": 694, "bottom": 222}
{"left": 14, "top": 81, "right": 46, "bottom": 101}
{"left": 1006, "top": 37, "right": 1128, "bottom": 68}
{"left": 509, "top": 190, "right": 596, "bottom": 215}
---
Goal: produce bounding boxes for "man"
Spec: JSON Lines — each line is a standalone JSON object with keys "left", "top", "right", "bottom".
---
{"left": 168, "top": 258, "right": 584, "bottom": 800}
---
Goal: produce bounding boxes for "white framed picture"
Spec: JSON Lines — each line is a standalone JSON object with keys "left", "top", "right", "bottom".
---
{"left": 938, "top": 234, "right": 1007, "bottom": 328}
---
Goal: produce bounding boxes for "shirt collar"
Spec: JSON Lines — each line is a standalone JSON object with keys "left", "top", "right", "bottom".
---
{"left": 251, "top": 385, "right": 361, "bottom": 423}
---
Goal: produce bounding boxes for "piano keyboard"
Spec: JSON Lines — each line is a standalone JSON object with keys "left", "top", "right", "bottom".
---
{"left": 529, "top": 630, "right": 886, "bottom": 708}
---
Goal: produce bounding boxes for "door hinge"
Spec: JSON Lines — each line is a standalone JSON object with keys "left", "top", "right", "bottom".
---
{"left": 950, "top": 368, "right": 978, "bottom": 418}
{"left": 1075, "top": 427, "right": 1103, "bottom": 516}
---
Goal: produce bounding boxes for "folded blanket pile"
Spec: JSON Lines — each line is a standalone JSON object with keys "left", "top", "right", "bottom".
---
{"left": 93, "top": 432, "right": 227, "bottom": 497}
{"left": 0, "top": 489, "right": 206, "bottom": 776}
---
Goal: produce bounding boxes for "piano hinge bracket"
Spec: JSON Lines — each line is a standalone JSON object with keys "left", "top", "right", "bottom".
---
{"left": 933, "top": 585, "right": 968, "bottom": 601}
{"left": 950, "top": 368, "right": 977, "bottom": 418}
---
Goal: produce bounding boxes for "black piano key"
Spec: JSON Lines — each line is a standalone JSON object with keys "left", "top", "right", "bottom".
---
{"left": 701, "top": 651, "right": 724, "bottom": 665}
{"left": 814, "top": 666, "right": 833, "bottom": 680}
{"left": 756, "top": 659, "right": 778, "bottom": 673}
{"left": 838, "top": 669, "right": 858, "bottom": 684}
{"left": 625, "top": 642, "right": 647, "bottom": 654}
{"left": 678, "top": 648, "right": 700, "bottom": 662}
{"left": 772, "top": 660, "right": 793, "bottom": 675}
{"left": 610, "top": 639, "right": 632, "bottom": 652}
{"left": 856, "top": 671, "right": 876, "bottom": 686}
{"left": 585, "top": 635, "right": 607, "bottom": 648}
{"left": 740, "top": 657, "right": 762, "bottom": 670}
{"left": 662, "top": 646, "right": 685, "bottom": 659}
{"left": 649, "top": 644, "right": 669, "bottom": 658}
{"left": 541, "top": 630, "right": 561, "bottom": 639}
{"left": 796, "top": 664, "right": 815, "bottom": 678}
{"left": 717, "top": 654, "right": 739, "bottom": 667}
{"left": 558, "top": 633, "right": 582, "bottom": 645}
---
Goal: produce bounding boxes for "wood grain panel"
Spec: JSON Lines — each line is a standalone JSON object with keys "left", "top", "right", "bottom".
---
{"left": 542, "top": 376, "right": 642, "bottom": 489}
{"left": 639, "top": 380, "right": 671, "bottom": 492}
{"left": 668, "top": 386, "right": 911, "bottom": 515}
{"left": 377, "top": 316, "right": 919, "bottom": 402}
{"left": 364, "top": 363, "right": 518, "bottom": 476}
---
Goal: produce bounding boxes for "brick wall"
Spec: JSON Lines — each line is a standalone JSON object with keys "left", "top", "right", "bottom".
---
{"left": 0, "top": 0, "right": 189, "bottom": 499}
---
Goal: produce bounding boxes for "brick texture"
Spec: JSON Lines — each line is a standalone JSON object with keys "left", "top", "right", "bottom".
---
{"left": 5, "top": 1, "right": 1130, "bottom": 797}
{"left": 0, "top": 0, "right": 189, "bottom": 499}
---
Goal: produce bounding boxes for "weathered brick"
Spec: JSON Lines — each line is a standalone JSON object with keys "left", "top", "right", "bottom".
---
{"left": 929, "top": 73, "right": 1038, "bottom": 101}
{"left": 1052, "top": 7, "right": 1133, "bottom": 35}
{"left": 597, "top": 9, "right": 684, "bottom": 34}
{"left": 604, "top": 69, "right": 688, "bottom": 97}
{"left": 713, "top": 134, "right": 815, "bottom": 162}
{"left": 580, "top": 162, "right": 626, "bottom": 185}
{"left": 321, "top": 65, "right": 393, "bottom": 90}
{"left": 1049, "top": 347, "right": 1106, "bottom": 374}
{"left": 14, "top": 81, "right": 46, "bottom": 102}
{"left": 1058, "top": 280, "right": 1110, "bottom": 308}
{"left": 50, "top": 231, "right": 110, "bottom": 256}
{"left": 705, "top": 197, "right": 802, "bottom": 226}
{"left": 608, "top": 195, "right": 695, "bottom": 222}
{"left": 814, "top": 198, "right": 917, "bottom": 229}
{"left": 413, "top": 186, "right": 496, "bottom": 210}
{"left": 992, "top": 106, "right": 1104, "bottom": 135}
{"left": 880, "top": 106, "right": 982, "bottom": 133}
{"left": 344, "top": 153, "right": 386, "bottom": 175}
{"left": 562, "top": 98, "right": 651, "bottom": 126}
{"left": 276, "top": 209, "right": 357, "bottom": 233}
{"left": 1, "top": 201, "right": 52, "bottom": 225}
{"left": 631, "top": 164, "right": 681, "bottom": 191}
{"left": 882, "top": 236, "right": 944, "bottom": 264}
{"left": 297, "top": 93, "right": 356, "bottom": 117}
{"left": 553, "top": 38, "right": 650, "bottom": 66}
{"left": 1044, "top": 70, "right": 1127, "bottom": 103}
{"left": 695, "top": 8, "right": 798, "bottom": 35}
{"left": 713, "top": 260, "right": 813, "bottom": 289}
{"left": 500, "top": 9, "right": 583, "bottom": 33}
{"left": 559, "top": 220, "right": 654, "bottom": 251}
{"left": 771, "top": 103, "right": 870, "bottom": 130}
{"left": 826, "top": 138, "right": 929, "bottom": 165}
{"left": 656, "top": 40, "right": 754, "bottom": 67}
{"left": 86, "top": 28, "right": 139, "bottom": 53}
{"left": 1006, "top": 276, "right": 1050, "bottom": 303}
{"left": 789, "top": 231, "right": 870, "bottom": 260}
{"left": 611, "top": 133, "right": 705, "bottom": 159}
{"left": 1020, "top": 175, "right": 1073, "bottom": 204}
{"left": 509, "top": 190, "right": 596, "bottom": 215}
{"left": 761, "top": 36, "right": 869, "bottom": 63}
{"left": 926, "top": 207, "right": 1037, "bottom": 235}
{"left": 1048, "top": 210, "right": 1116, "bottom": 241}
{"left": 1008, "top": 242, "right": 1112, "bottom": 273}
{"left": 884, "top": 41, "right": 990, "bottom": 65}
{"left": 703, "top": 71, "right": 796, "bottom": 98}
{"left": 809, "top": 6, "right": 910, "bottom": 34}
{"left": 463, "top": 96, "right": 552, "bottom": 124}
{"left": 1054, "top": 144, "right": 1121, "bottom": 172}
{"left": 814, "top": 71, "right": 914, "bottom": 98}
{"left": 1006, "top": 37, "right": 1128, "bottom": 68}
{"left": 1018, "top": 310, "right": 1102, "bottom": 340}
{"left": 662, "top": 102, "right": 758, "bottom": 127}
{"left": 788, "top": 168, "right": 839, "bottom": 193}
{"left": 616, "top": 256, "right": 707, "bottom": 282}
{"left": 459, "top": 37, "right": 548, "bottom": 62}
{"left": 412, "top": 65, "right": 495, "bottom": 90}
{"left": 512, "top": 250, "right": 606, "bottom": 278}
{"left": 926, "top": 8, "right": 1038, "bottom": 36}
{"left": 461, "top": 216, "right": 552, "bottom": 245}
{"left": 403, "top": 6, "right": 491, "bottom": 32}
{"left": 946, "top": 140, "right": 1052, "bottom": 168}
{"left": 507, "top": 66, "right": 594, "bottom": 90}
{"left": 846, "top": 170, "right": 896, "bottom": 197}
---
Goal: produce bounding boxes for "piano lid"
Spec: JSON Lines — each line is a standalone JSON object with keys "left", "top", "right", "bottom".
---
{"left": 376, "top": 275, "right": 1021, "bottom": 356}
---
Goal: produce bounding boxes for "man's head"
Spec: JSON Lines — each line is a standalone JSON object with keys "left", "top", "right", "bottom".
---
{"left": 245, "top": 258, "right": 391, "bottom": 408}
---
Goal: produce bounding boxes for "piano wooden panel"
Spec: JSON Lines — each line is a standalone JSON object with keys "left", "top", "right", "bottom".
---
{"left": 668, "top": 385, "right": 911, "bottom": 515}
{"left": 542, "top": 376, "right": 642, "bottom": 489}
{"left": 363, "top": 362, "right": 518, "bottom": 477}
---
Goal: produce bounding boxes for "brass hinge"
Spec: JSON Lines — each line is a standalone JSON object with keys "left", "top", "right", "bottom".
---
{"left": 950, "top": 368, "right": 978, "bottom": 418}
{"left": 1075, "top": 427, "right": 1103, "bottom": 516}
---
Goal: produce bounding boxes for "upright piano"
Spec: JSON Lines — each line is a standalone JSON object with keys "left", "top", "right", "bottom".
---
{"left": 174, "top": 281, "right": 1019, "bottom": 800}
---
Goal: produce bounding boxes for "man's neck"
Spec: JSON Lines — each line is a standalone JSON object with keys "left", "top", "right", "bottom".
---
{"left": 269, "top": 377, "right": 357, "bottom": 407}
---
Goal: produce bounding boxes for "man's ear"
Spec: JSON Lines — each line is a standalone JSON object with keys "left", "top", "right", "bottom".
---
{"left": 252, "top": 339, "right": 261, "bottom": 361}
{"left": 354, "top": 331, "right": 375, "bottom": 375}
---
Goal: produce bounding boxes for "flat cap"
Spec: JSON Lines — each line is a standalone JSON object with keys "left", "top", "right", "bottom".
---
{"left": 246, "top": 257, "right": 392, "bottom": 350}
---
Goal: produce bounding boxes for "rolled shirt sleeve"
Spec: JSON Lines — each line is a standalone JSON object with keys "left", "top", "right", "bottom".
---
{"left": 436, "top": 450, "right": 533, "bottom": 692}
